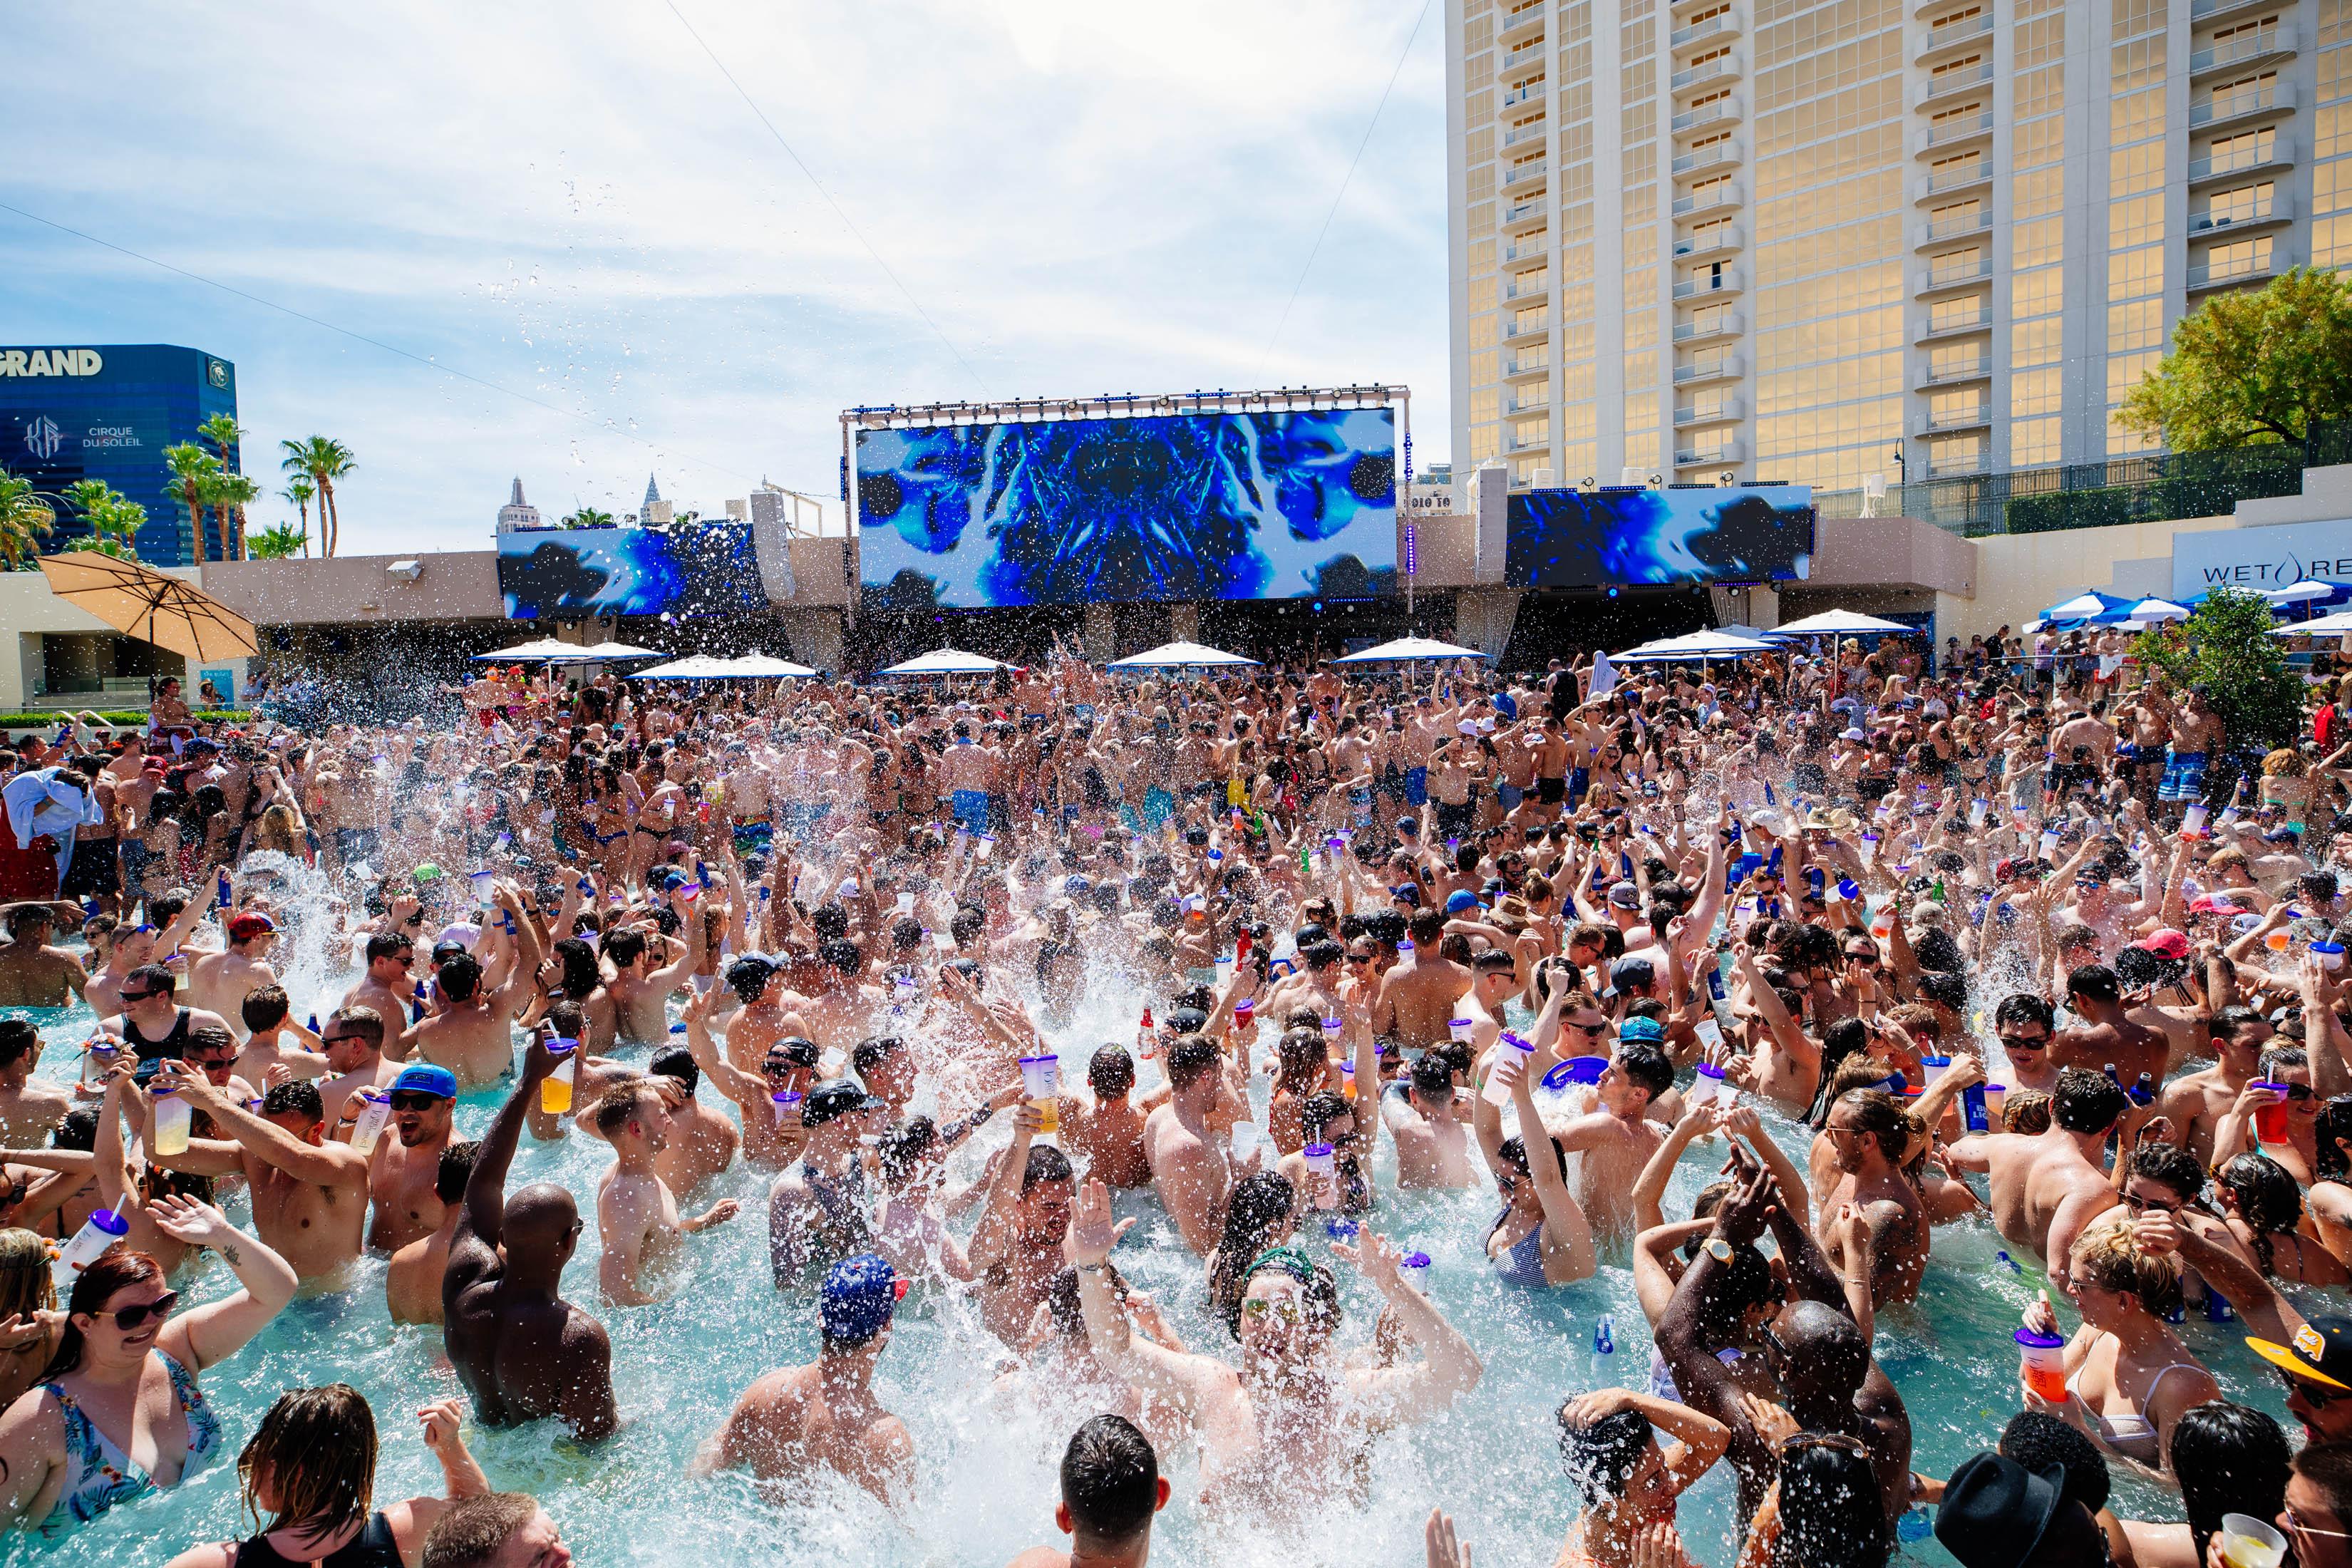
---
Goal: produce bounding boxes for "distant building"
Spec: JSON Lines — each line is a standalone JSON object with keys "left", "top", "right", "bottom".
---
{"left": 1408, "top": 461, "right": 1458, "bottom": 518}
{"left": 495, "top": 476, "right": 542, "bottom": 533}
{"left": 0, "top": 344, "right": 239, "bottom": 565}
{"left": 639, "top": 474, "right": 673, "bottom": 526}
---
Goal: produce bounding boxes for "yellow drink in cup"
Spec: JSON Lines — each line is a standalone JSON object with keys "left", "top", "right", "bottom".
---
{"left": 541, "top": 1041, "right": 579, "bottom": 1114}
{"left": 2218, "top": 1513, "right": 2286, "bottom": 1568}
{"left": 1021, "top": 1054, "right": 1061, "bottom": 1137}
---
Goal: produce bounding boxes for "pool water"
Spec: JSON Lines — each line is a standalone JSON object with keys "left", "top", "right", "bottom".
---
{"left": 2, "top": 929, "right": 2294, "bottom": 1568}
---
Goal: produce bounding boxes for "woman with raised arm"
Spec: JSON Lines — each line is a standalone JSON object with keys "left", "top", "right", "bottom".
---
{"left": 0, "top": 1196, "right": 298, "bottom": 1535}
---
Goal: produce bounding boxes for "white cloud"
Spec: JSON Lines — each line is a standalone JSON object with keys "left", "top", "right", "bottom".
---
{"left": 4, "top": 0, "right": 1448, "bottom": 554}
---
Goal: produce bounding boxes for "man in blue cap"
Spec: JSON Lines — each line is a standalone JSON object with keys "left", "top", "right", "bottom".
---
{"left": 695, "top": 1252, "right": 914, "bottom": 1507}
{"left": 369, "top": 1061, "right": 461, "bottom": 1253}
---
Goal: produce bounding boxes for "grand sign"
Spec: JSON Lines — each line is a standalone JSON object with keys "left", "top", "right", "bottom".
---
{"left": 0, "top": 349, "right": 105, "bottom": 377}
{"left": 2171, "top": 519, "right": 2352, "bottom": 599}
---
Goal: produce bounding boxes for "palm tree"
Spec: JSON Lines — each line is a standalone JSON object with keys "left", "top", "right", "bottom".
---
{"left": 246, "top": 522, "right": 307, "bottom": 559}
{"left": 563, "top": 505, "right": 616, "bottom": 528}
{"left": 0, "top": 466, "right": 56, "bottom": 570}
{"left": 280, "top": 436, "right": 354, "bottom": 557}
{"left": 197, "top": 413, "right": 248, "bottom": 560}
{"left": 215, "top": 472, "right": 261, "bottom": 559}
{"left": 281, "top": 477, "right": 316, "bottom": 556}
{"left": 163, "top": 442, "right": 222, "bottom": 562}
{"left": 62, "top": 479, "right": 144, "bottom": 561}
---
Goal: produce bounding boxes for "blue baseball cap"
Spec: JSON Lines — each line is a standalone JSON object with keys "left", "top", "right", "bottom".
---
{"left": 390, "top": 1064, "right": 458, "bottom": 1099}
{"left": 820, "top": 1253, "right": 904, "bottom": 1344}
{"left": 1444, "top": 889, "right": 1484, "bottom": 915}
{"left": 1617, "top": 1016, "right": 1666, "bottom": 1045}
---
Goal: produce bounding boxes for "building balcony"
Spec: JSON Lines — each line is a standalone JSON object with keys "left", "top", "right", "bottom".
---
{"left": 1916, "top": 404, "right": 1991, "bottom": 435}
{"left": 1502, "top": 118, "right": 1549, "bottom": 150}
{"left": 2188, "top": 134, "right": 2294, "bottom": 183}
{"left": 1914, "top": 160, "right": 1991, "bottom": 202}
{"left": 1917, "top": 354, "right": 1991, "bottom": 388}
{"left": 1500, "top": 81, "right": 1547, "bottom": 109}
{"left": 1671, "top": 10, "right": 1740, "bottom": 52}
{"left": 1505, "top": 392, "right": 1552, "bottom": 416}
{"left": 1672, "top": 140, "right": 1741, "bottom": 176}
{"left": 1504, "top": 275, "right": 1549, "bottom": 302}
{"left": 1504, "top": 197, "right": 1550, "bottom": 231}
{"left": 1500, "top": 2, "right": 1548, "bottom": 46}
{"left": 1673, "top": 224, "right": 1743, "bottom": 260}
{"left": 1505, "top": 433, "right": 1551, "bottom": 455}
{"left": 1914, "top": 110, "right": 1994, "bottom": 153}
{"left": 1673, "top": 266, "right": 1745, "bottom": 301}
{"left": 1504, "top": 354, "right": 1551, "bottom": 378}
{"left": 2190, "top": 29, "right": 2296, "bottom": 78}
{"left": 2191, "top": 0, "right": 2276, "bottom": 21}
{"left": 1915, "top": 306, "right": 1991, "bottom": 341}
{"left": 1674, "top": 395, "right": 1745, "bottom": 427}
{"left": 1504, "top": 313, "right": 1551, "bottom": 341}
{"left": 1504, "top": 233, "right": 1551, "bottom": 263}
{"left": 2189, "top": 81, "right": 2294, "bottom": 130}
{"left": 1917, "top": 254, "right": 1993, "bottom": 293}
{"left": 1674, "top": 351, "right": 1743, "bottom": 386}
{"left": 2187, "top": 249, "right": 2282, "bottom": 290}
{"left": 1915, "top": 60, "right": 1993, "bottom": 107}
{"left": 1672, "top": 96, "right": 1740, "bottom": 134}
{"left": 1505, "top": 36, "right": 1547, "bottom": 73}
{"left": 1504, "top": 158, "right": 1549, "bottom": 192}
{"left": 1673, "top": 180, "right": 1743, "bottom": 217}
{"left": 1915, "top": 10, "right": 1993, "bottom": 62}
{"left": 1672, "top": 54, "right": 1740, "bottom": 93}
{"left": 2189, "top": 191, "right": 2294, "bottom": 235}
{"left": 1916, "top": 209, "right": 1990, "bottom": 248}
{"left": 1673, "top": 309, "right": 1745, "bottom": 345}
{"left": 1926, "top": 451, "right": 1990, "bottom": 478}
{"left": 1675, "top": 438, "right": 1747, "bottom": 467}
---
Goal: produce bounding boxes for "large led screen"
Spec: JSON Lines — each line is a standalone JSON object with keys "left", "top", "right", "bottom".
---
{"left": 497, "top": 524, "right": 767, "bottom": 619}
{"left": 856, "top": 408, "right": 1398, "bottom": 608}
{"left": 1507, "top": 485, "right": 1815, "bottom": 589}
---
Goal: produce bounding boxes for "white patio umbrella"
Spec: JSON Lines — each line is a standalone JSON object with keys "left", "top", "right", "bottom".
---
{"left": 2046, "top": 592, "right": 2115, "bottom": 621}
{"left": 2120, "top": 597, "right": 2191, "bottom": 621}
{"left": 632, "top": 654, "right": 739, "bottom": 680}
{"left": 879, "top": 648, "right": 1016, "bottom": 676}
{"left": 2266, "top": 580, "right": 2339, "bottom": 604}
{"left": 1108, "top": 641, "right": 1261, "bottom": 669}
{"left": 2272, "top": 612, "right": 2352, "bottom": 636}
{"left": 573, "top": 640, "right": 661, "bottom": 661}
{"left": 1330, "top": 636, "right": 1490, "bottom": 664}
{"left": 718, "top": 651, "right": 820, "bottom": 678}
{"left": 474, "top": 637, "right": 584, "bottom": 661}
{"left": 1768, "top": 609, "right": 1914, "bottom": 636}
{"left": 1613, "top": 630, "right": 1778, "bottom": 663}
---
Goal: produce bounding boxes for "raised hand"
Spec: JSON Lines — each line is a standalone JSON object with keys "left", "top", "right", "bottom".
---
{"left": 1064, "top": 1177, "right": 1131, "bottom": 1268}
{"left": 418, "top": 1398, "right": 467, "bottom": 1458}
{"left": 147, "top": 1194, "right": 237, "bottom": 1248}
{"left": 1334, "top": 1228, "right": 1405, "bottom": 1292}
{"left": 1425, "top": 1509, "right": 1472, "bottom": 1568}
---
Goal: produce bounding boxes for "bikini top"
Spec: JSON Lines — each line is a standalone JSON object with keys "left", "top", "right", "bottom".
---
{"left": 2065, "top": 1360, "right": 2201, "bottom": 1467}
{"left": 39, "top": 1351, "right": 222, "bottom": 1537}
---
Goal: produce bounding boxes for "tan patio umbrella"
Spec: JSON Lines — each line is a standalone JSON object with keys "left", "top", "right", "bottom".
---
{"left": 36, "top": 551, "right": 259, "bottom": 661}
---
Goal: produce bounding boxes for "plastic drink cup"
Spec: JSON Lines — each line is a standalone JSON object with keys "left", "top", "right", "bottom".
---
{"left": 1984, "top": 1082, "right": 2008, "bottom": 1125}
{"left": 1340, "top": 1060, "right": 1357, "bottom": 1100}
{"left": 1234, "top": 999, "right": 1254, "bottom": 1030}
{"left": 82, "top": 1039, "right": 119, "bottom": 1087}
{"left": 770, "top": 1089, "right": 803, "bottom": 1127}
{"left": 1483, "top": 1033, "right": 1537, "bottom": 1107}
{"left": 1969, "top": 798, "right": 1988, "bottom": 827}
{"left": 2017, "top": 1326, "right": 2069, "bottom": 1401}
{"left": 1961, "top": 1082, "right": 1989, "bottom": 1133}
{"left": 894, "top": 891, "right": 915, "bottom": 916}
{"left": 1215, "top": 952, "right": 1234, "bottom": 985}
{"left": 975, "top": 833, "right": 996, "bottom": 862}
{"left": 152, "top": 1088, "right": 192, "bottom": 1157}
{"left": 2039, "top": 827, "right": 2061, "bottom": 859}
{"left": 1020, "top": 1054, "right": 1061, "bottom": 1135}
{"left": 469, "top": 869, "right": 496, "bottom": 906}
{"left": 2254, "top": 1082, "right": 2292, "bottom": 1144}
{"left": 1450, "top": 1015, "right": 1477, "bottom": 1043}
{"left": 1920, "top": 1055, "right": 1951, "bottom": 1088}
{"left": 1688, "top": 1061, "right": 1726, "bottom": 1108}
{"left": 1302, "top": 1142, "right": 1335, "bottom": 1177}
{"left": 2316, "top": 939, "right": 2347, "bottom": 971}
{"left": 51, "top": 1208, "right": 130, "bottom": 1291}
{"left": 932, "top": 927, "right": 955, "bottom": 954}
{"left": 541, "top": 1041, "right": 579, "bottom": 1115}
{"left": 1399, "top": 1250, "right": 1431, "bottom": 1277}
{"left": 1859, "top": 832, "right": 1878, "bottom": 866}
{"left": 349, "top": 1090, "right": 392, "bottom": 1156}
{"left": 2182, "top": 804, "right": 2210, "bottom": 840}
{"left": 2218, "top": 1515, "right": 2288, "bottom": 1568}
{"left": 1694, "top": 1014, "right": 1726, "bottom": 1055}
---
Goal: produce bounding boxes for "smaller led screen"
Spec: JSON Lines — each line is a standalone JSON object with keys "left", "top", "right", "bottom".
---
{"left": 497, "top": 525, "right": 766, "bottom": 619}
{"left": 1506, "top": 486, "right": 1815, "bottom": 589}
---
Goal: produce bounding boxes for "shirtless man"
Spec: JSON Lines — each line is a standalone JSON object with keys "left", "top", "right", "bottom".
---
{"left": 649, "top": 1045, "right": 741, "bottom": 1197}
{"left": 150, "top": 1068, "right": 373, "bottom": 1286}
{"left": 255, "top": 1004, "right": 398, "bottom": 1130}
{"left": 186, "top": 912, "right": 281, "bottom": 1038}
{"left": 2157, "top": 1006, "right": 2271, "bottom": 1170}
{"left": 2143, "top": 681, "right": 2222, "bottom": 822}
{"left": 387, "top": 1140, "right": 477, "bottom": 1326}
{"left": 773, "top": 940, "right": 884, "bottom": 1063}
{"left": 443, "top": 1038, "right": 619, "bottom": 1442}
{"left": 408, "top": 928, "right": 539, "bottom": 1089}
{"left": 1989, "top": 992, "right": 2064, "bottom": 1098}
{"left": 592, "top": 897, "right": 704, "bottom": 1052}
{"left": 939, "top": 721, "right": 1004, "bottom": 836}
{"left": 368, "top": 1063, "right": 461, "bottom": 1254}
{"left": 1946, "top": 1068, "right": 2129, "bottom": 1267}
{"left": 1817, "top": 1088, "right": 1929, "bottom": 1306}
{"left": 1140, "top": 1038, "right": 1238, "bottom": 1255}
{"left": 588, "top": 1078, "right": 740, "bottom": 1306}
{"left": 1728, "top": 944, "right": 1823, "bottom": 1114}
{"left": 81, "top": 896, "right": 204, "bottom": 1022}
{"left": 1061, "top": 1046, "right": 1153, "bottom": 1190}
{"left": 1068, "top": 1180, "right": 1481, "bottom": 1515}
{"left": 1373, "top": 910, "right": 1474, "bottom": 1053}
{"left": 344, "top": 932, "right": 422, "bottom": 1062}
{"left": 694, "top": 1252, "right": 914, "bottom": 1507}
{"left": 2051, "top": 962, "right": 2167, "bottom": 1093}
{"left": 1006, "top": 1416, "right": 1170, "bottom": 1568}
{"left": 970, "top": 1105, "right": 1078, "bottom": 1346}
{"left": 685, "top": 982, "right": 815, "bottom": 1171}
{"left": 0, "top": 905, "right": 86, "bottom": 1008}
{"left": 1385, "top": 1053, "right": 1480, "bottom": 1188}
{"left": 1530, "top": 1040, "right": 1673, "bottom": 1244}
{"left": 0, "top": 1023, "right": 69, "bottom": 1149}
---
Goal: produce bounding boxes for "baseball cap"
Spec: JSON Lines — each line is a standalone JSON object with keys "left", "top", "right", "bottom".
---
{"left": 227, "top": 912, "right": 277, "bottom": 942}
{"left": 2132, "top": 929, "right": 2191, "bottom": 961}
{"left": 1610, "top": 956, "right": 1656, "bottom": 991}
{"left": 801, "top": 1078, "right": 887, "bottom": 1127}
{"left": 2188, "top": 894, "right": 2241, "bottom": 916}
{"left": 1841, "top": 726, "right": 1866, "bottom": 741}
{"left": 1396, "top": 815, "right": 1419, "bottom": 836}
{"left": 2266, "top": 826, "right": 2304, "bottom": 843}
{"left": 1063, "top": 875, "right": 1093, "bottom": 897}
{"left": 1607, "top": 882, "right": 1642, "bottom": 910}
{"left": 1617, "top": 1016, "right": 1666, "bottom": 1045}
{"left": 2247, "top": 1316, "right": 2352, "bottom": 1392}
{"left": 390, "top": 1064, "right": 458, "bottom": 1100}
{"left": 818, "top": 1253, "right": 905, "bottom": 1345}
{"left": 1444, "top": 889, "right": 1484, "bottom": 916}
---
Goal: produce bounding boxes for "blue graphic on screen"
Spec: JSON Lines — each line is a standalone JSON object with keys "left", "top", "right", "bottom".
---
{"left": 1506, "top": 487, "right": 1814, "bottom": 589}
{"left": 497, "top": 524, "right": 766, "bottom": 619}
{"left": 856, "top": 408, "right": 1398, "bottom": 607}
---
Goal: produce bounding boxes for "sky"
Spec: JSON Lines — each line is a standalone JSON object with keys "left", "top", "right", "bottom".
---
{"left": 4, "top": 1, "right": 1448, "bottom": 556}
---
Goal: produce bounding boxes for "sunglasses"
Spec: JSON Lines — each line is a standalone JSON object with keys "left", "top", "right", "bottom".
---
{"left": 1998, "top": 1033, "right": 2049, "bottom": 1052}
{"left": 118, "top": 989, "right": 162, "bottom": 1003}
{"left": 1240, "top": 1296, "right": 1305, "bottom": 1324}
{"left": 2274, "top": 1082, "right": 2317, "bottom": 1103}
{"left": 1566, "top": 1020, "right": 1608, "bottom": 1036}
{"left": 388, "top": 1091, "right": 447, "bottom": 1113}
{"left": 2286, "top": 1506, "right": 2352, "bottom": 1543}
{"left": 96, "top": 1291, "right": 180, "bottom": 1331}
{"left": 2121, "top": 1191, "right": 2181, "bottom": 1214}
{"left": 2283, "top": 1366, "right": 2351, "bottom": 1405}
{"left": 1779, "top": 1430, "right": 1868, "bottom": 1459}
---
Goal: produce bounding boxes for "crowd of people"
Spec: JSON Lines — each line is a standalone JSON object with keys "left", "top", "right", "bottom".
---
{"left": 4, "top": 626, "right": 2352, "bottom": 1564}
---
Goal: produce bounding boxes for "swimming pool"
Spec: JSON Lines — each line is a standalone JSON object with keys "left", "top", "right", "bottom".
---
{"left": 2, "top": 938, "right": 2285, "bottom": 1568}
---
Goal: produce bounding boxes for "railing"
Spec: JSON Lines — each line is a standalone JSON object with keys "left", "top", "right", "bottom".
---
{"left": 1919, "top": 306, "right": 1991, "bottom": 336}
{"left": 1504, "top": 276, "right": 1548, "bottom": 301}
{"left": 1505, "top": 354, "right": 1550, "bottom": 375}
{"left": 1505, "top": 158, "right": 1549, "bottom": 187}
{"left": 1672, "top": 98, "right": 1738, "bottom": 133}
{"left": 2188, "top": 138, "right": 2289, "bottom": 180}
{"left": 2187, "top": 250, "right": 2276, "bottom": 287}
{"left": 1672, "top": 311, "right": 1743, "bottom": 342}
{"left": 1920, "top": 110, "right": 1994, "bottom": 148}
{"left": 1673, "top": 225, "right": 1741, "bottom": 257}
{"left": 1505, "top": 197, "right": 1549, "bottom": 225}
{"left": 1810, "top": 417, "right": 2352, "bottom": 538}
{"left": 1917, "top": 11, "right": 1993, "bottom": 54}
{"left": 1925, "top": 453, "right": 1991, "bottom": 478}
{"left": 1919, "top": 61, "right": 1993, "bottom": 103}
{"left": 1920, "top": 356, "right": 1991, "bottom": 386}
{"left": 1919, "top": 209, "right": 1990, "bottom": 243}
{"left": 1676, "top": 438, "right": 1745, "bottom": 465}
{"left": 1917, "top": 405, "right": 1991, "bottom": 434}
{"left": 1920, "top": 254, "right": 1993, "bottom": 289}
{"left": 1671, "top": 11, "right": 1738, "bottom": 50}
{"left": 1673, "top": 396, "right": 1743, "bottom": 425}
{"left": 1505, "top": 234, "right": 1550, "bottom": 262}
{"left": 1673, "top": 181, "right": 1741, "bottom": 215}
{"left": 2189, "top": 82, "right": 2290, "bottom": 128}
{"left": 1501, "top": 81, "right": 1546, "bottom": 108}
{"left": 1505, "top": 313, "right": 1552, "bottom": 339}
{"left": 1919, "top": 161, "right": 1990, "bottom": 197}
{"left": 1672, "top": 55, "right": 1738, "bottom": 91}
{"left": 1672, "top": 140, "right": 1740, "bottom": 175}
{"left": 1674, "top": 352, "right": 1742, "bottom": 383}
{"left": 2191, "top": 31, "right": 2287, "bottom": 74}
{"left": 2191, "top": 0, "right": 2274, "bottom": 20}
{"left": 2189, "top": 192, "right": 2288, "bottom": 233}
{"left": 1673, "top": 268, "right": 1743, "bottom": 299}
{"left": 1502, "top": 120, "right": 1549, "bottom": 149}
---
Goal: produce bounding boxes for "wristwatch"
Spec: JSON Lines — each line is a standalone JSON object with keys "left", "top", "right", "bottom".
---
{"left": 1706, "top": 1237, "right": 1736, "bottom": 1263}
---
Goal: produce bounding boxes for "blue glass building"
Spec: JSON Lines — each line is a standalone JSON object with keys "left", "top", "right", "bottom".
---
{"left": 0, "top": 344, "right": 240, "bottom": 565}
